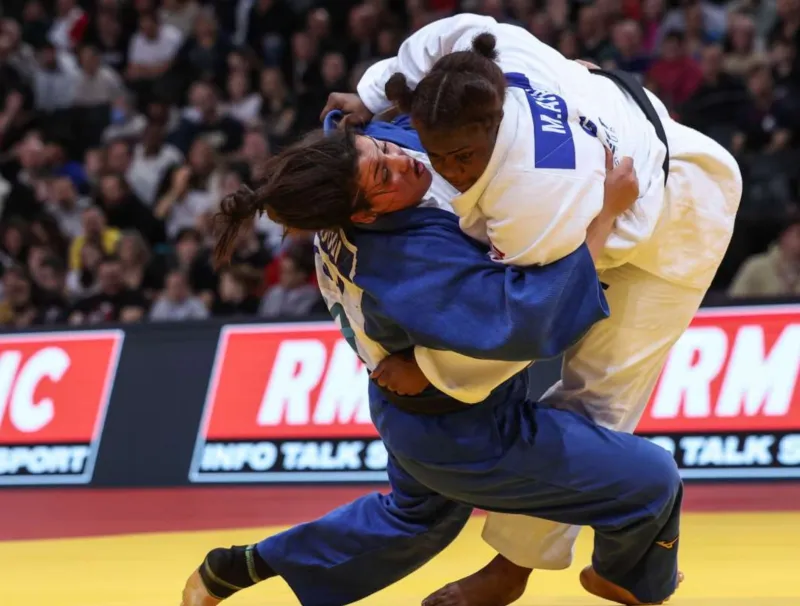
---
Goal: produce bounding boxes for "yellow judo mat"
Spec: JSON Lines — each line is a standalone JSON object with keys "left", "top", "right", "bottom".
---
{"left": 1, "top": 512, "right": 797, "bottom": 606}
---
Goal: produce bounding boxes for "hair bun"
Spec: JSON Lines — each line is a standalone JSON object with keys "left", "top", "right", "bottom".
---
{"left": 471, "top": 32, "right": 498, "bottom": 60}
{"left": 219, "top": 185, "right": 257, "bottom": 219}
{"left": 384, "top": 72, "right": 415, "bottom": 113}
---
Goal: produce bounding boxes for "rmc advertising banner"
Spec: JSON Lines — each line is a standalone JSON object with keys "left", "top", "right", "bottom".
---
{"left": 0, "top": 303, "right": 798, "bottom": 487}
{"left": 189, "top": 305, "right": 800, "bottom": 485}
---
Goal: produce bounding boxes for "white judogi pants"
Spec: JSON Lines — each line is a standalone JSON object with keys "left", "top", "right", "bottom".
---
{"left": 482, "top": 141, "right": 743, "bottom": 569}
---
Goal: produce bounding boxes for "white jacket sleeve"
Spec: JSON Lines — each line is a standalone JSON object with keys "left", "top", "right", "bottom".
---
{"left": 357, "top": 13, "right": 590, "bottom": 115}
{"left": 415, "top": 349, "right": 530, "bottom": 404}
{"left": 357, "top": 14, "right": 550, "bottom": 115}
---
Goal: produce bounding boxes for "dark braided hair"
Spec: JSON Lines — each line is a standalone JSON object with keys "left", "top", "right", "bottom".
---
{"left": 213, "top": 128, "right": 369, "bottom": 267}
{"left": 384, "top": 33, "right": 506, "bottom": 133}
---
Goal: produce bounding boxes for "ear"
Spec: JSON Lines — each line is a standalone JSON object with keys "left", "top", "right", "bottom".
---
{"left": 351, "top": 210, "right": 377, "bottom": 224}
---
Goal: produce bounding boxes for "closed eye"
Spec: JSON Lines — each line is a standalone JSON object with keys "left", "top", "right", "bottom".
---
{"left": 382, "top": 143, "right": 390, "bottom": 183}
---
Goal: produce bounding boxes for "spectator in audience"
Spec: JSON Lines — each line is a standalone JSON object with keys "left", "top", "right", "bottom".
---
{"left": 84, "top": 8, "right": 129, "bottom": 74}
{"left": 769, "top": 0, "right": 800, "bottom": 45}
{"left": 729, "top": 219, "right": 800, "bottom": 296}
{"left": 2, "top": 18, "right": 37, "bottom": 82}
{"left": 70, "top": 254, "right": 148, "bottom": 324}
{"left": 29, "top": 213, "right": 69, "bottom": 260}
{"left": 126, "top": 10, "right": 182, "bottom": 101}
{"left": 0, "top": 0, "right": 796, "bottom": 328}
{"left": 106, "top": 139, "right": 133, "bottom": 175}
{"left": 46, "top": 175, "right": 91, "bottom": 240}
{"left": 19, "top": 1, "right": 50, "bottom": 49}
{"left": 769, "top": 35, "right": 800, "bottom": 98}
{"left": 32, "top": 41, "right": 80, "bottom": 113}
{"left": 212, "top": 264, "right": 260, "bottom": 316}
{"left": 102, "top": 92, "right": 147, "bottom": 142}
{"left": 0, "top": 265, "right": 38, "bottom": 328}
{"left": 557, "top": 28, "right": 581, "bottom": 60}
{"left": 306, "top": 7, "right": 332, "bottom": 49}
{"left": 118, "top": 229, "right": 164, "bottom": 298}
{"left": 660, "top": 0, "right": 727, "bottom": 46}
{"left": 245, "top": 0, "right": 298, "bottom": 65}
{"left": 150, "top": 267, "right": 208, "bottom": 320}
{"left": 681, "top": 43, "right": 747, "bottom": 135}
{"left": 74, "top": 44, "right": 125, "bottom": 108}
{"left": 608, "top": 19, "right": 651, "bottom": 75}
{"left": 577, "top": 3, "right": 615, "bottom": 62}
{"left": 724, "top": 12, "right": 767, "bottom": 77}
{"left": 154, "top": 137, "right": 220, "bottom": 238}
{"left": 68, "top": 205, "right": 120, "bottom": 270}
{"left": 229, "top": 222, "right": 271, "bottom": 271}
{"left": 32, "top": 254, "right": 69, "bottom": 323}
{"left": 159, "top": 0, "right": 201, "bottom": 37}
{"left": 642, "top": 0, "right": 668, "bottom": 53}
{"left": 0, "top": 219, "right": 30, "bottom": 267}
{"left": 49, "top": 0, "right": 89, "bottom": 52}
{"left": 173, "top": 7, "right": 232, "bottom": 92}
{"left": 647, "top": 30, "right": 704, "bottom": 109}
{"left": 96, "top": 171, "right": 166, "bottom": 243}
{"left": 127, "top": 120, "right": 183, "bottom": 206}
{"left": 65, "top": 238, "right": 103, "bottom": 299}
{"left": 732, "top": 60, "right": 797, "bottom": 153}
{"left": 259, "top": 238, "right": 320, "bottom": 318}
{"left": 224, "top": 70, "right": 261, "bottom": 125}
{"left": 170, "top": 80, "right": 244, "bottom": 154}
{"left": 285, "top": 30, "right": 320, "bottom": 95}
{"left": 258, "top": 67, "right": 297, "bottom": 147}
{"left": 172, "top": 227, "right": 216, "bottom": 306}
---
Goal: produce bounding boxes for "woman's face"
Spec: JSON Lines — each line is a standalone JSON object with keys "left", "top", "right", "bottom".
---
{"left": 415, "top": 122, "right": 497, "bottom": 193}
{"left": 228, "top": 71, "right": 248, "bottom": 100}
{"left": 118, "top": 235, "right": 138, "bottom": 263}
{"left": 3, "top": 227, "right": 23, "bottom": 254}
{"left": 279, "top": 257, "right": 306, "bottom": 289}
{"left": 352, "top": 135, "right": 433, "bottom": 222}
{"left": 227, "top": 51, "right": 247, "bottom": 73}
{"left": 220, "top": 273, "right": 244, "bottom": 301}
{"left": 189, "top": 140, "right": 214, "bottom": 173}
{"left": 260, "top": 68, "right": 282, "bottom": 97}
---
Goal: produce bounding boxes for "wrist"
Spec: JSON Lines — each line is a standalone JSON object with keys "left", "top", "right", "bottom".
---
{"left": 596, "top": 209, "right": 617, "bottom": 226}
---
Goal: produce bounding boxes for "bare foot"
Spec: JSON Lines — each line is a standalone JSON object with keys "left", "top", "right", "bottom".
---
{"left": 579, "top": 566, "right": 685, "bottom": 605}
{"left": 181, "top": 569, "right": 222, "bottom": 606}
{"left": 422, "top": 555, "right": 531, "bottom": 606}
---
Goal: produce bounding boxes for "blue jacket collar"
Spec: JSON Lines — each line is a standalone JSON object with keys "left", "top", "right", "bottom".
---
{"left": 323, "top": 110, "right": 425, "bottom": 153}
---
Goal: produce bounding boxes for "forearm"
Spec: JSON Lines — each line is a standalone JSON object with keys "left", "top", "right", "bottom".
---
{"left": 585, "top": 211, "right": 616, "bottom": 262}
{"left": 357, "top": 14, "right": 501, "bottom": 114}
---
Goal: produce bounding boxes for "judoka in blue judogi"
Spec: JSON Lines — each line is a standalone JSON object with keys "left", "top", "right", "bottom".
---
{"left": 181, "top": 115, "right": 682, "bottom": 606}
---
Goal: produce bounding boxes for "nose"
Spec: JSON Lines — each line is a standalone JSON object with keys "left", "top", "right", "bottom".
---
{"left": 386, "top": 151, "right": 414, "bottom": 174}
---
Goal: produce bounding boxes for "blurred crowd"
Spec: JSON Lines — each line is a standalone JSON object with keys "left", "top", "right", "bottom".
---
{"left": 0, "top": 0, "right": 798, "bottom": 330}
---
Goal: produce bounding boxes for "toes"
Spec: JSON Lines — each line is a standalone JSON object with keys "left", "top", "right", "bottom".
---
{"left": 422, "top": 584, "right": 462, "bottom": 606}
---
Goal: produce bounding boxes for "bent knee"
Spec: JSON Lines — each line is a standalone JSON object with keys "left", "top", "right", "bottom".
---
{"left": 635, "top": 441, "right": 682, "bottom": 507}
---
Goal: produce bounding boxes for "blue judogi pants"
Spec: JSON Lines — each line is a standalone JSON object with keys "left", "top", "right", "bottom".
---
{"left": 258, "top": 377, "right": 681, "bottom": 606}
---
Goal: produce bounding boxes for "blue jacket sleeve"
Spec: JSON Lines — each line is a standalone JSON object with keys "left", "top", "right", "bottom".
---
{"left": 352, "top": 213, "right": 609, "bottom": 361}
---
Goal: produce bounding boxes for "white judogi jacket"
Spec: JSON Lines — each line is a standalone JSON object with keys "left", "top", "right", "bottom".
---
{"left": 357, "top": 14, "right": 740, "bottom": 291}
{"left": 356, "top": 14, "right": 742, "bottom": 403}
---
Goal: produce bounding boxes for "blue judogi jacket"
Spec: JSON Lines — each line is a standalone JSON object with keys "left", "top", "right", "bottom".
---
{"left": 316, "top": 113, "right": 608, "bottom": 412}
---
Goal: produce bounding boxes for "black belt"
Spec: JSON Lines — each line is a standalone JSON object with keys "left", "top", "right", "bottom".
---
{"left": 375, "top": 382, "right": 471, "bottom": 415}
{"left": 590, "top": 68, "right": 670, "bottom": 185}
